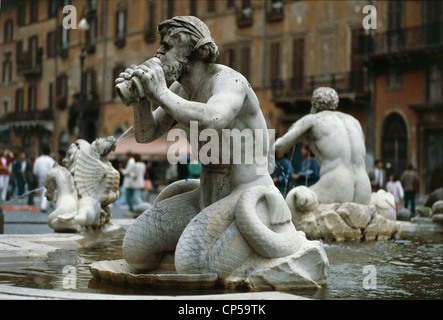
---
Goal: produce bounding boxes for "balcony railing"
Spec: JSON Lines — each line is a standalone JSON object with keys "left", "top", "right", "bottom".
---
{"left": 359, "top": 22, "right": 443, "bottom": 56}
{"left": 271, "top": 72, "right": 367, "bottom": 99}
{"left": 6, "top": 109, "right": 54, "bottom": 122}
{"left": 236, "top": 6, "right": 253, "bottom": 28}
{"left": 17, "top": 47, "right": 43, "bottom": 77}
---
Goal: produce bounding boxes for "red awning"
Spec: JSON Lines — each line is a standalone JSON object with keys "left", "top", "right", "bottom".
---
{"left": 109, "top": 135, "right": 190, "bottom": 161}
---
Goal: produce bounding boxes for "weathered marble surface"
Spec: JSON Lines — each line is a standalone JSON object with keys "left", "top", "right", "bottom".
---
{"left": 287, "top": 187, "right": 402, "bottom": 241}
{"left": 45, "top": 137, "right": 120, "bottom": 232}
{"left": 112, "top": 16, "right": 328, "bottom": 289}
{"left": 276, "top": 88, "right": 402, "bottom": 241}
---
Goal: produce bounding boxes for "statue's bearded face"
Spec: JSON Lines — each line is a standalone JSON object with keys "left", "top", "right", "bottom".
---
{"left": 155, "top": 30, "right": 192, "bottom": 87}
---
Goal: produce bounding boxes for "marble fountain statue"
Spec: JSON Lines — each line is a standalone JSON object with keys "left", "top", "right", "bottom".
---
{"left": 89, "top": 16, "right": 329, "bottom": 290}
{"left": 44, "top": 136, "right": 121, "bottom": 233}
{"left": 275, "top": 87, "right": 403, "bottom": 241}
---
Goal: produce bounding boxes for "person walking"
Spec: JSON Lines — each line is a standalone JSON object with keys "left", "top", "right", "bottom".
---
{"left": 369, "top": 159, "right": 386, "bottom": 192}
{"left": 12, "top": 152, "right": 27, "bottom": 197}
{"left": 272, "top": 151, "right": 295, "bottom": 197}
{"left": 293, "top": 144, "right": 320, "bottom": 188}
{"left": 400, "top": 164, "right": 420, "bottom": 216}
{"left": 386, "top": 173, "right": 404, "bottom": 212}
{"left": 0, "top": 149, "right": 14, "bottom": 203}
{"left": 120, "top": 152, "right": 136, "bottom": 216}
{"left": 25, "top": 151, "right": 37, "bottom": 206}
{"left": 33, "top": 146, "right": 56, "bottom": 212}
{"left": 132, "top": 153, "right": 146, "bottom": 209}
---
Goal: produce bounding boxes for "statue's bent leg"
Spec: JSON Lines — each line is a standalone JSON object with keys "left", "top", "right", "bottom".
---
{"left": 175, "top": 184, "right": 304, "bottom": 279}
{"left": 123, "top": 180, "right": 200, "bottom": 271}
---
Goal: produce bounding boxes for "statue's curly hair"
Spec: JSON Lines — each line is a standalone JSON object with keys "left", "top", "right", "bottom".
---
{"left": 311, "top": 87, "right": 339, "bottom": 112}
{"left": 157, "top": 16, "right": 219, "bottom": 63}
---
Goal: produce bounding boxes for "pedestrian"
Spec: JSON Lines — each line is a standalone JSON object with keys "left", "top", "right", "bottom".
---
{"left": 272, "top": 151, "right": 295, "bottom": 197}
{"left": 120, "top": 152, "right": 136, "bottom": 216}
{"left": 25, "top": 151, "right": 37, "bottom": 206}
{"left": 400, "top": 164, "right": 420, "bottom": 216}
{"left": 12, "top": 152, "right": 27, "bottom": 197}
{"left": 132, "top": 153, "right": 146, "bottom": 209}
{"left": 58, "top": 149, "right": 66, "bottom": 165}
{"left": 386, "top": 173, "right": 404, "bottom": 211}
{"left": 369, "top": 159, "right": 386, "bottom": 192}
{"left": 0, "top": 149, "right": 14, "bottom": 203}
{"left": 293, "top": 144, "right": 320, "bottom": 188}
{"left": 188, "top": 159, "right": 201, "bottom": 179}
{"left": 33, "top": 146, "right": 56, "bottom": 212}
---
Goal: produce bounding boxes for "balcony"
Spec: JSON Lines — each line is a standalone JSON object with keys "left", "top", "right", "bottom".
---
{"left": 236, "top": 7, "right": 253, "bottom": 28}
{"left": 358, "top": 22, "right": 443, "bottom": 62}
{"left": 267, "top": 1, "right": 284, "bottom": 23}
{"left": 271, "top": 72, "right": 368, "bottom": 101}
{"left": 5, "top": 109, "right": 54, "bottom": 131}
{"left": 17, "top": 48, "right": 43, "bottom": 77}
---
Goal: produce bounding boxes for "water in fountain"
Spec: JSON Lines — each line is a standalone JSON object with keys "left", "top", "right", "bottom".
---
{"left": 116, "top": 126, "right": 134, "bottom": 143}
{"left": 2, "top": 187, "right": 45, "bottom": 205}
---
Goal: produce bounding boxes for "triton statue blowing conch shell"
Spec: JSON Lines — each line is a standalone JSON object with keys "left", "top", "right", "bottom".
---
{"left": 110, "top": 16, "right": 329, "bottom": 289}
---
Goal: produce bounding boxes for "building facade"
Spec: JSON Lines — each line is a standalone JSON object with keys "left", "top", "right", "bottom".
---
{"left": 1, "top": 0, "right": 441, "bottom": 192}
{"left": 359, "top": 0, "right": 443, "bottom": 193}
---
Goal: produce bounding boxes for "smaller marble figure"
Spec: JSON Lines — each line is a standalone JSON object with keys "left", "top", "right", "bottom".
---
{"left": 45, "top": 136, "right": 120, "bottom": 232}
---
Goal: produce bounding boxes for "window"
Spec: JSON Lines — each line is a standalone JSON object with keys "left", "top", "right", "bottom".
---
{"left": 28, "top": 85, "right": 37, "bottom": 111}
{"left": 48, "top": 0, "right": 57, "bottom": 18}
{"left": 386, "top": 66, "right": 402, "bottom": 90}
{"left": 227, "top": 0, "right": 235, "bottom": 9}
{"left": 223, "top": 48, "right": 235, "bottom": 69}
{"left": 240, "top": 46, "right": 251, "bottom": 81}
{"left": 49, "top": 82, "right": 54, "bottom": 109}
{"left": 4, "top": 19, "right": 13, "bottom": 43}
{"left": 429, "top": 64, "right": 442, "bottom": 102}
{"left": 29, "top": 36, "right": 39, "bottom": 69}
{"left": 115, "top": 7, "right": 127, "bottom": 46}
{"left": 112, "top": 65, "right": 126, "bottom": 99}
{"left": 2, "top": 99, "right": 10, "bottom": 117}
{"left": 16, "top": 40, "right": 23, "bottom": 73}
{"left": 56, "top": 74, "right": 68, "bottom": 100}
{"left": 270, "top": 41, "right": 280, "bottom": 82}
{"left": 320, "top": 33, "right": 334, "bottom": 75}
{"left": 86, "top": 15, "right": 97, "bottom": 51}
{"left": 84, "top": 68, "right": 96, "bottom": 98}
{"left": 15, "top": 88, "right": 24, "bottom": 112}
{"left": 166, "top": 0, "right": 175, "bottom": 19}
{"left": 292, "top": 38, "right": 304, "bottom": 91}
{"left": 190, "top": 0, "right": 197, "bottom": 16}
{"left": 47, "top": 31, "right": 57, "bottom": 58}
{"left": 17, "top": 2, "right": 26, "bottom": 26}
{"left": 144, "top": 0, "right": 156, "bottom": 43}
{"left": 207, "top": 0, "right": 215, "bottom": 13}
{"left": 2, "top": 60, "right": 12, "bottom": 85}
{"left": 30, "top": 1, "right": 39, "bottom": 23}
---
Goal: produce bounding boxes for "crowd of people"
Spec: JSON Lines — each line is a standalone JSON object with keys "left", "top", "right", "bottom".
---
{"left": 270, "top": 143, "right": 426, "bottom": 217}
{"left": 0, "top": 147, "right": 56, "bottom": 212}
{"left": 112, "top": 152, "right": 203, "bottom": 217}
{"left": 0, "top": 143, "right": 435, "bottom": 219}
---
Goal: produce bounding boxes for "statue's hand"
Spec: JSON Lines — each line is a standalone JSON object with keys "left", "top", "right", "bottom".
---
{"left": 115, "top": 64, "right": 138, "bottom": 85}
{"left": 133, "top": 58, "right": 167, "bottom": 106}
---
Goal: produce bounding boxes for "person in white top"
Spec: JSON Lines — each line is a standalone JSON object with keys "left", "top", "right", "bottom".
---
{"left": 386, "top": 173, "right": 404, "bottom": 211}
{"left": 0, "top": 149, "right": 14, "bottom": 202}
{"left": 120, "top": 152, "right": 136, "bottom": 214}
{"left": 33, "top": 146, "right": 56, "bottom": 212}
{"left": 132, "top": 153, "right": 147, "bottom": 209}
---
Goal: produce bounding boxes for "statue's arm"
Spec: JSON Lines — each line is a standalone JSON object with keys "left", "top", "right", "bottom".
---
{"left": 132, "top": 60, "right": 243, "bottom": 131}
{"left": 157, "top": 82, "right": 244, "bottom": 131}
{"left": 131, "top": 82, "right": 184, "bottom": 143}
{"left": 275, "top": 115, "right": 314, "bottom": 153}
